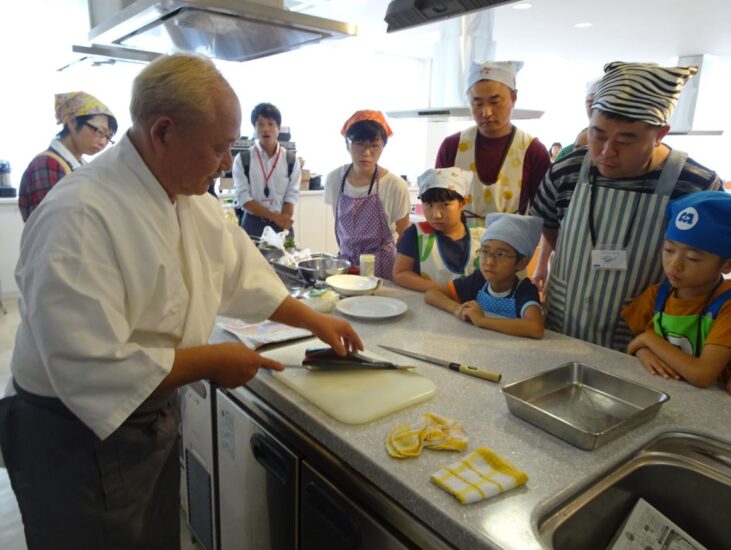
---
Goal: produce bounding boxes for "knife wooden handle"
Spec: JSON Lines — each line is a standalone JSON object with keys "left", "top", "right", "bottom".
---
{"left": 451, "top": 363, "right": 501, "bottom": 383}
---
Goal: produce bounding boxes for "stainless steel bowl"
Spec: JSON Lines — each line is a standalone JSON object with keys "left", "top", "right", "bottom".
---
{"left": 297, "top": 257, "right": 351, "bottom": 285}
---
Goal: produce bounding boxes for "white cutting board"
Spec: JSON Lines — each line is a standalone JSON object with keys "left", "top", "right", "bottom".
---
{"left": 261, "top": 339, "right": 436, "bottom": 424}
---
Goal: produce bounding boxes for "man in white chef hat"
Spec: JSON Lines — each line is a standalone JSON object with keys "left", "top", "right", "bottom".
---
{"left": 434, "top": 60, "right": 551, "bottom": 221}
{"left": 529, "top": 61, "right": 722, "bottom": 352}
{"left": 0, "top": 53, "right": 363, "bottom": 549}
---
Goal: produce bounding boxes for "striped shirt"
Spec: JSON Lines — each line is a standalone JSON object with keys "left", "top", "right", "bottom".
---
{"left": 529, "top": 147, "right": 721, "bottom": 229}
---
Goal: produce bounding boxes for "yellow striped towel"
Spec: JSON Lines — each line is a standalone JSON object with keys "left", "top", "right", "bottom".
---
{"left": 430, "top": 447, "right": 528, "bottom": 505}
{"left": 386, "top": 412, "right": 468, "bottom": 458}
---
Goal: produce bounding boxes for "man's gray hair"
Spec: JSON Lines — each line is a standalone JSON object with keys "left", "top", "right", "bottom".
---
{"left": 130, "top": 53, "right": 234, "bottom": 132}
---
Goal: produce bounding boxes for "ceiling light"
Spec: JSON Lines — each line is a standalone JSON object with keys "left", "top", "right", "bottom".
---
{"left": 512, "top": 2, "right": 533, "bottom": 9}
{"left": 574, "top": 22, "right": 593, "bottom": 28}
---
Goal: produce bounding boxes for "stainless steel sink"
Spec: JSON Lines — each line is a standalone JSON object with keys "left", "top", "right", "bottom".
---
{"left": 538, "top": 432, "right": 731, "bottom": 549}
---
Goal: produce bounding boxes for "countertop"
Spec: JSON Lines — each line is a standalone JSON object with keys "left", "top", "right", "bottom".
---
{"left": 223, "top": 284, "right": 730, "bottom": 550}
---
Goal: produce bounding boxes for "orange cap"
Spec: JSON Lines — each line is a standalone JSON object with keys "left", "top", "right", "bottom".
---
{"left": 340, "top": 110, "right": 393, "bottom": 138}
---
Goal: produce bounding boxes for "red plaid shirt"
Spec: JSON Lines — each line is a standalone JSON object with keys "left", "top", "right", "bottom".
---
{"left": 18, "top": 150, "right": 72, "bottom": 222}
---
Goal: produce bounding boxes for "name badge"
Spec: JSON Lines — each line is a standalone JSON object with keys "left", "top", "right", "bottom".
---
{"left": 591, "top": 248, "right": 628, "bottom": 271}
{"left": 260, "top": 197, "right": 274, "bottom": 207}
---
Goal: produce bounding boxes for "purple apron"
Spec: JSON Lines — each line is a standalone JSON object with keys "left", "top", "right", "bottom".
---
{"left": 335, "top": 165, "right": 397, "bottom": 279}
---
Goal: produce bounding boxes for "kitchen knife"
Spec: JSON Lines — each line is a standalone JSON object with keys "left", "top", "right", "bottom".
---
{"left": 378, "top": 345, "right": 501, "bottom": 383}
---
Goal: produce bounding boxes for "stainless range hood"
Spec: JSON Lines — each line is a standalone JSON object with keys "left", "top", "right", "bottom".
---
{"left": 387, "top": 11, "right": 543, "bottom": 122}
{"left": 668, "top": 54, "right": 724, "bottom": 136}
{"left": 86, "top": 0, "right": 357, "bottom": 62}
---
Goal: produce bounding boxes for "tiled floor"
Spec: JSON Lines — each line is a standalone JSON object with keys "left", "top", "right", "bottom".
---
{"left": 0, "top": 298, "right": 199, "bottom": 550}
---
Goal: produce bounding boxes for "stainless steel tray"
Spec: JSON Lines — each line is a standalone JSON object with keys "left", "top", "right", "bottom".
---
{"left": 501, "top": 363, "right": 670, "bottom": 450}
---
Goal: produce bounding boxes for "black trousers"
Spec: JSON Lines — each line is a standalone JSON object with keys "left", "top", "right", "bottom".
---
{"left": 0, "top": 384, "right": 180, "bottom": 550}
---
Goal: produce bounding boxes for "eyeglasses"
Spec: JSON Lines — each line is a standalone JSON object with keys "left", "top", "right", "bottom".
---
{"left": 83, "top": 122, "right": 115, "bottom": 144}
{"left": 348, "top": 139, "right": 383, "bottom": 153}
{"left": 479, "top": 249, "right": 516, "bottom": 262}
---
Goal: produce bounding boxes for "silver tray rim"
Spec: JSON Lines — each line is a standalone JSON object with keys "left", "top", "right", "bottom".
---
{"left": 500, "top": 362, "right": 670, "bottom": 449}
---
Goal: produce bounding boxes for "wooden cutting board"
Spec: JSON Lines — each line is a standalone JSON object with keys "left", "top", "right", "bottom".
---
{"left": 261, "top": 339, "right": 436, "bottom": 424}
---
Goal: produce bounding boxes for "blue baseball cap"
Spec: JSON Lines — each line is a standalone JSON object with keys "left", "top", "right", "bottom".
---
{"left": 665, "top": 191, "right": 731, "bottom": 258}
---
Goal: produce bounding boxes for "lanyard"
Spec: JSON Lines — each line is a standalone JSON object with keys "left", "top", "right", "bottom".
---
{"left": 255, "top": 146, "right": 282, "bottom": 197}
{"left": 657, "top": 278, "right": 723, "bottom": 358}
{"left": 341, "top": 164, "right": 378, "bottom": 195}
{"left": 588, "top": 169, "right": 641, "bottom": 249}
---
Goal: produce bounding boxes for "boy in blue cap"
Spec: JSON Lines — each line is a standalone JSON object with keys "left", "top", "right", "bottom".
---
{"left": 425, "top": 213, "right": 544, "bottom": 338}
{"left": 622, "top": 191, "right": 731, "bottom": 391}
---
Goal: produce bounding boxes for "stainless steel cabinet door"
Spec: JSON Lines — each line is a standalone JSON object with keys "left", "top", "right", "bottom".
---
{"left": 217, "top": 390, "right": 298, "bottom": 550}
{"left": 300, "top": 461, "right": 410, "bottom": 550}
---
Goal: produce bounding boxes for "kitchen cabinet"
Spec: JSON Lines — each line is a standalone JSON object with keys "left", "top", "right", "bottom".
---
{"left": 216, "top": 385, "right": 443, "bottom": 550}
{"left": 181, "top": 381, "right": 219, "bottom": 550}
{"left": 293, "top": 191, "right": 337, "bottom": 255}
{"left": 300, "top": 461, "right": 409, "bottom": 550}
{"left": 293, "top": 188, "right": 420, "bottom": 255}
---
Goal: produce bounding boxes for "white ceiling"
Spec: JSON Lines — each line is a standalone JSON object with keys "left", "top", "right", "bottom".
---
{"left": 295, "top": 0, "right": 731, "bottom": 63}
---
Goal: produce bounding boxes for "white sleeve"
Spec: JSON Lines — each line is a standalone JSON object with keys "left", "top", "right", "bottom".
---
{"left": 384, "top": 174, "right": 411, "bottom": 224}
{"left": 218, "top": 220, "right": 289, "bottom": 319}
{"left": 232, "top": 152, "right": 253, "bottom": 207}
{"left": 282, "top": 156, "right": 301, "bottom": 205}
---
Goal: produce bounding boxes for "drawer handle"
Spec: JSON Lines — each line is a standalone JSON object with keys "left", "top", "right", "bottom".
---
{"left": 250, "top": 433, "right": 291, "bottom": 485}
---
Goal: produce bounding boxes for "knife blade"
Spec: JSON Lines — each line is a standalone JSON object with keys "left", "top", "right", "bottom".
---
{"left": 378, "top": 345, "right": 501, "bottom": 383}
{"left": 303, "top": 347, "right": 414, "bottom": 370}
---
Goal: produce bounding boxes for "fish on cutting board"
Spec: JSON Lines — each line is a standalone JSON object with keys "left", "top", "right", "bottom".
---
{"left": 259, "top": 339, "right": 436, "bottom": 424}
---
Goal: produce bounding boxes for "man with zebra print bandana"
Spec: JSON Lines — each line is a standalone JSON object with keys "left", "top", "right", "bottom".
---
{"left": 530, "top": 61, "right": 722, "bottom": 351}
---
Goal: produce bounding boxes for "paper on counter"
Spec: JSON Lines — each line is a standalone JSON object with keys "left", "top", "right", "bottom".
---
{"left": 217, "top": 317, "right": 311, "bottom": 349}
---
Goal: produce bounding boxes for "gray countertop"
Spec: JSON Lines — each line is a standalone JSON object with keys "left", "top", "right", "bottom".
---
{"left": 227, "top": 283, "right": 730, "bottom": 550}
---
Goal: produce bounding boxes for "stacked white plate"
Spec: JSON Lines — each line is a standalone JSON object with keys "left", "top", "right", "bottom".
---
{"left": 325, "top": 274, "right": 381, "bottom": 296}
{"left": 336, "top": 296, "right": 408, "bottom": 320}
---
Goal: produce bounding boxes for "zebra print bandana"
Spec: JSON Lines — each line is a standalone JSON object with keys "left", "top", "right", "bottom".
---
{"left": 592, "top": 62, "right": 698, "bottom": 126}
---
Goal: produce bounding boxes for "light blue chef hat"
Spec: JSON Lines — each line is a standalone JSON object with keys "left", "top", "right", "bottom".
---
{"left": 466, "top": 60, "right": 524, "bottom": 92}
{"left": 417, "top": 167, "right": 473, "bottom": 199}
{"left": 481, "top": 213, "right": 543, "bottom": 258}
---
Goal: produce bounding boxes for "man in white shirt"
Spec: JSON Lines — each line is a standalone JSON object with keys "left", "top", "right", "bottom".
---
{"left": 0, "top": 53, "right": 361, "bottom": 549}
{"left": 234, "top": 102, "right": 301, "bottom": 238}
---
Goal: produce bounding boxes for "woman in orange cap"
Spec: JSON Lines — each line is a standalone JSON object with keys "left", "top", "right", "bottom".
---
{"left": 323, "top": 110, "right": 410, "bottom": 278}
{"left": 18, "top": 91, "right": 117, "bottom": 222}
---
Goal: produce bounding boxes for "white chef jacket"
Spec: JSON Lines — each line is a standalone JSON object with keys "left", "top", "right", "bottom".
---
{"left": 233, "top": 142, "right": 301, "bottom": 214}
{"left": 10, "top": 134, "right": 289, "bottom": 440}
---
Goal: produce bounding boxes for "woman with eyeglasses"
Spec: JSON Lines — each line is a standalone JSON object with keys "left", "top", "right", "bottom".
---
{"left": 324, "top": 110, "right": 410, "bottom": 278}
{"left": 18, "top": 91, "right": 117, "bottom": 222}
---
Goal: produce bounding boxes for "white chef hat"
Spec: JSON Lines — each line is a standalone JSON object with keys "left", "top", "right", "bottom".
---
{"left": 417, "top": 168, "right": 473, "bottom": 199}
{"left": 481, "top": 213, "right": 543, "bottom": 258}
{"left": 591, "top": 61, "right": 698, "bottom": 126}
{"left": 466, "top": 60, "right": 524, "bottom": 92}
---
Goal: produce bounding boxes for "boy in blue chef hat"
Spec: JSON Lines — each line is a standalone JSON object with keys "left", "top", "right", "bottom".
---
{"left": 623, "top": 191, "right": 731, "bottom": 392}
{"left": 425, "top": 213, "right": 544, "bottom": 339}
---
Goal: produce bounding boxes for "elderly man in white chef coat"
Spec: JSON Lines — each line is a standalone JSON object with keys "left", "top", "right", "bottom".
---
{"left": 0, "top": 53, "right": 362, "bottom": 550}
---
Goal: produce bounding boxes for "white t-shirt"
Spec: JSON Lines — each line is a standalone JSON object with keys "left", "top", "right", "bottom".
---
{"left": 10, "top": 134, "right": 288, "bottom": 440}
{"left": 324, "top": 165, "right": 410, "bottom": 240}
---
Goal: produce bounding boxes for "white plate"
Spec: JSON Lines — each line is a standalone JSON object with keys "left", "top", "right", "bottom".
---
{"left": 325, "top": 274, "right": 381, "bottom": 296}
{"left": 336, "top": 296, "right": 408, "bottom": 320}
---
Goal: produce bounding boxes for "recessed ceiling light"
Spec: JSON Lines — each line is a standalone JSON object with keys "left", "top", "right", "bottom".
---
{"left": 574, "top": 22, "right": 593, "bottom": 28}
{"left": 512, "top": 2, "right": 533, "bottom": 9}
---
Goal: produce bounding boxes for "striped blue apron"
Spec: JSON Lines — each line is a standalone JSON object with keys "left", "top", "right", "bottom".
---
{"left": 544, "top": 149, "right": 686, "bottom": 351}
